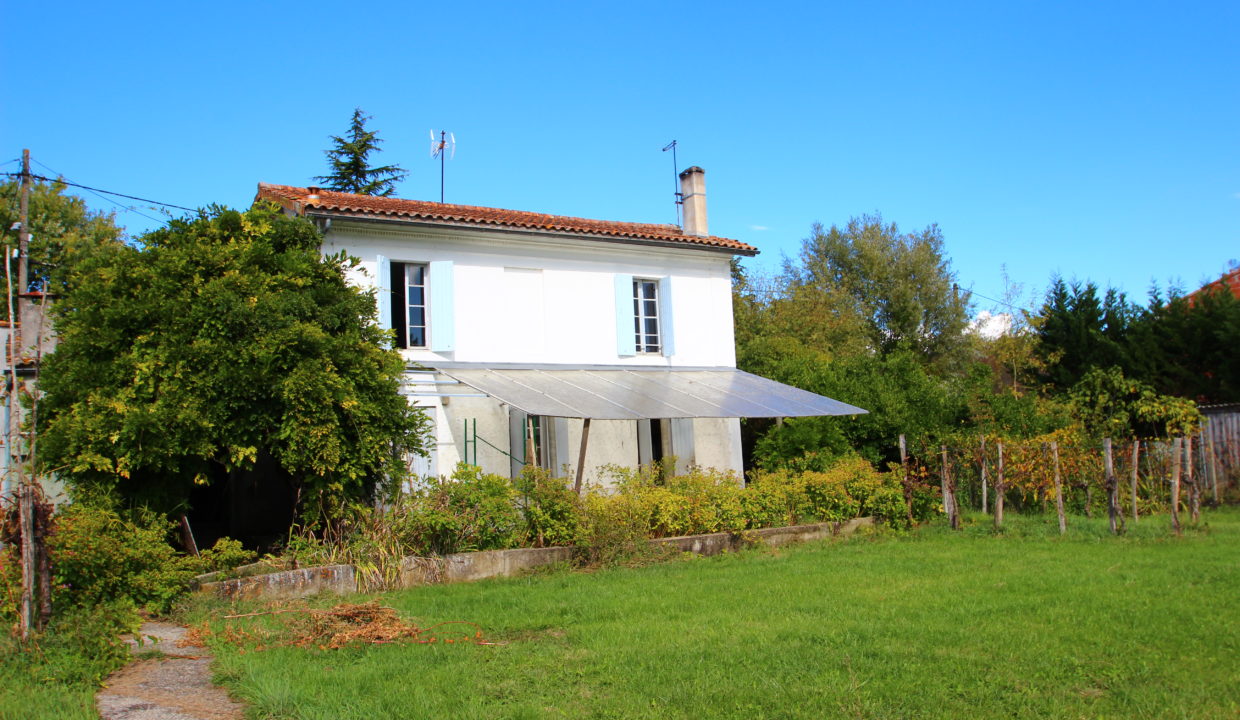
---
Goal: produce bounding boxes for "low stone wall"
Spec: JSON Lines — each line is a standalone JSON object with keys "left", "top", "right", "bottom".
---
{"left": 198, "top": 564, "right": 356, "bottom": 601}
{"left": 196, "top": 518, "right": 874, "bottom": 601}
{"left": 651, "top": 517, "right": 874, "bottom": 556}
{"left": 191, "top": 561, "right": 282, "bottom": 588}
{"left": 400, "top": 546, "right": 573, "bottom": 588}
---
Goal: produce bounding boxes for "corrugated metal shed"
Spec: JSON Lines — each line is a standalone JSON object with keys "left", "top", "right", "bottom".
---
{"left": 430, "top": 364, "right": 866, "bottom": 420}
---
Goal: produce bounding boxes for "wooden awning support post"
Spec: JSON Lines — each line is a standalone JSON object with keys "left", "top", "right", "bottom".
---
{"left": 574, "top": 418, "right": 591, "bottom": 495}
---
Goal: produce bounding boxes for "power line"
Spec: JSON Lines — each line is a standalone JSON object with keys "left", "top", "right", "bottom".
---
{"left": 963, "top": 288, "right": 1037, "bottom": 314}
{"left": 2, "top": 169, "right": 198, "bottom": 214}
{"left": 23, "top": 160, "right": 167, "bottom": 224}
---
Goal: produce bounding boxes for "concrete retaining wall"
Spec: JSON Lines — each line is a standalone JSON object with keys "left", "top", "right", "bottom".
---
{"left": 651, "top": 517, "right": 874, "bottom": 556}
{"left": 196, "top": 518, "right": 874, "bottom": 601}
{"left": 400, "top": 546, "right": 573, "bottom": 588}
{"left": 198, "top": 564, "right": 357, "bottom": 601}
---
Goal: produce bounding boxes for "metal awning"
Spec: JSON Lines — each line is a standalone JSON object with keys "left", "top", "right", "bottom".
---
{"left": 428, "top": 364, "right": 867, "bottom": 420}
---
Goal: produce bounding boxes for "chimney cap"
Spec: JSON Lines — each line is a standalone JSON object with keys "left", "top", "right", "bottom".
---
{"left": 678, "top": 166, "right": 705, "bottom": 179}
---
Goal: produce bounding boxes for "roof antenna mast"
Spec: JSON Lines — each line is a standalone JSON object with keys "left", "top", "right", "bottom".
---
{"left": 430, "top": 130, "right": 456, "bottom": 203}
{"left": 662, "top": 140, "right": 681, "bottom": 227}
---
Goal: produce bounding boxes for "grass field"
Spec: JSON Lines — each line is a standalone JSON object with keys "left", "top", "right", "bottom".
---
{"left": 195, "top": 510, "right": 1240, "bottom": 719}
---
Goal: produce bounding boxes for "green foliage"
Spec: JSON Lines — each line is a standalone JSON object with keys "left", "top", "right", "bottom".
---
{"left": 1036, "top": 276, "right": 1240, "bottom": 404}
{"left": 44, "top": 504, "right": 198, "bottom": 615}
{"left": 188, "top": 537, "right": 258, "bottom": 575}
{"left": 786, "top": 214, "right": 970, "bottom": 365}
{"left": 0, "top": 599, "right": 138, "bottom": 717}
{"left": 314, "top": 108, "right": 408, "bottom": 196}
{"left": 38, "top": 203, "right": 429, "bottom": 519}
{"left": 751, "top": 350, "right": 965, "bottom": 467}
{"left": 0, "top": 177, "right": 124, "bottom": 300}
{"left": 395, "top": 465, "right": 522, "bottom": 556}
{"left": 1035, "top": 277, "right": 1135, "bottom": 391}
{"left": 1068, "top": 366, "right": 1202, "bottom": 439}
{"left": 514, "top": 467, "right": 581, "bottom": 548}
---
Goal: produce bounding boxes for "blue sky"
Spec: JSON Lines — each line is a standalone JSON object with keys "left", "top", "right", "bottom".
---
{"left": 3, "top": 0, "right": 1237, "bottom": 315}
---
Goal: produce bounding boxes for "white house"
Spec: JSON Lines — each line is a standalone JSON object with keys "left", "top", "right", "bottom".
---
{"left": 256, "top": 168, "right": 862, "bottom": 487}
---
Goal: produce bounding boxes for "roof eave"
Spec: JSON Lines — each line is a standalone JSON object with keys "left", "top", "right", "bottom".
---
{"left": 304, "top": 208, "right": 760, "bottom": 257}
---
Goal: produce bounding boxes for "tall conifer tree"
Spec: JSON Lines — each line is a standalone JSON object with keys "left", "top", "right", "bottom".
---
{"left": 315, "top": 109, "right": 407, "bottom": 196}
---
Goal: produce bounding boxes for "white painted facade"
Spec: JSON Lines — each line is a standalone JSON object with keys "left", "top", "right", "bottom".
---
{"left": 320, "top": 220, "right": 745, "bottom": 486}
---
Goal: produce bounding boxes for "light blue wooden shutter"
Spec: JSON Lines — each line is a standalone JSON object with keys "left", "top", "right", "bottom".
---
{"left": 375, "top": 255, "right": 392, "bottom": 348}
{"left": 614, "top": 274, "right": 635, "bottom": 356}
{"left": 670, "top": 418, "right": 695, "bottom": 474}
{"left": 659, "top": 276, "right": 675, "bottom": 357}
{"left": 429, "top": 260, "right": 455, "bottom": 352}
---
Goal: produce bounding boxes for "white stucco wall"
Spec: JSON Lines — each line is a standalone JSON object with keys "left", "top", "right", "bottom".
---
{"left": 323, "top": 221, "right": 738, "bottom": 368}
{"left": 324, "top": 220, "right": 745, "bottom": 482}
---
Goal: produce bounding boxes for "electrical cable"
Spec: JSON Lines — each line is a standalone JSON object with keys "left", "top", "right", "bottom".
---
{"left": 2, "top": 168, "right": 197, "bottom": 215}
{"left": 29, "top": 160, "right": 193, "bottom": 224}
{"left": 24, "top": 160, "right": 171, "bottom": 224}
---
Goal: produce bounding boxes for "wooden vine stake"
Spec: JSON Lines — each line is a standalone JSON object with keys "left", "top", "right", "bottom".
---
{"left": 1052, "top": 440, "right": 1066, "bottom": 534}
{"left": 1207, "top": 429, "right": 1219, "bottom": 507}
{"left": 941, "top": 446, "right": 958, "bottom": 530}
{"left": 1186, "top": 435, "right": 1199, "bottom": 524}
{"left": 1103, "top": 438, "right": 1121, "bottom": 535}
{"left": 994, "top": 441, "right": 1005, "bottom": 530}
{"left": 980, "top": 436, "right": 988, "bottom": 515}
{"left": 1169, "top": 437, "right": 1182, "bottom": 536}
{"left": 898, "top": 434, "right": 913, "bottom": 525}
{"left": 1130, "top": 440, "right": 1140, "bottom": 522}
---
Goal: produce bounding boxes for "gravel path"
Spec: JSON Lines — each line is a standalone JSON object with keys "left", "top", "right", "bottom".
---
{"left": 96, "top": 622, "right": 246, "bottom": 720}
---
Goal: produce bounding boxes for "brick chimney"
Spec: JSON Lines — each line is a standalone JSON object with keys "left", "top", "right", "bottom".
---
{"left": 679, "top": 166, "right": 707, "bottom": 237}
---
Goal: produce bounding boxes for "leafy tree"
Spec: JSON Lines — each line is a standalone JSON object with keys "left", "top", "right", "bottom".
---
{"left": 0, "top": 178, "right": 123, "bottom": 303}
{"left": 1035, "top": 278, "right": 1135, "bottom": 390}
{"left": 784, "top": 214, "right": 970, "bottom": 368}
{"left": 38, "top": 203, "right": 429, "bottom": 520}
{"left": 314, "top": 108, "right": 407, "bottom": 196}
{"left": 1128, "top": 287, "right": 1240, "bottom": 402}
{"left": 1068, "top": 366, "right": 1200, "bottom": 439}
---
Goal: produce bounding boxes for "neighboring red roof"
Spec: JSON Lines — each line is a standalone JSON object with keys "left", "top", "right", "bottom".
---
{"left": 255, "top": 183, "right": 758, "bottom": 255}
{"left": 1189, "top": 266, "right": 1240, "bottom": 303}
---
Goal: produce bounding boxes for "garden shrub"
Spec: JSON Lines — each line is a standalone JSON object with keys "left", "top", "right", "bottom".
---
{"left": 514, "top": 467, "right": 581, "bottom": 548}
{"left": 575, "top": 489, "right": 662, "bottom": 567}
{"left": 187, "top": 537, "right": 258, "bottom": 575}
{"left": 47, "top": 504, "right": 199, "bottom": 615}
{"left": 799, "top": 469, "right": 859, "bottom": 522}
{"left": 395, "top": 464, "right": 522, "bottom": 555}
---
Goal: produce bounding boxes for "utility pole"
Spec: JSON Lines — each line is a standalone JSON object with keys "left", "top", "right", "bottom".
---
{"left": 12, "top": 149, "right": 35, "bottom": 639}
{"left": 17, "top": 149, "right": 30, "bottom": 300}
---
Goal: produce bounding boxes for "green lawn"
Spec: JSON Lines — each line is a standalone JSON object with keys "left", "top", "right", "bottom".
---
{"left": 200, "top": 510, "right": 1240, "bottom": 719}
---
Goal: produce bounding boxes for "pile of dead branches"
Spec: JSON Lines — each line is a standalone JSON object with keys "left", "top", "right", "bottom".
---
{"left": 214, "top": 601, "right": 497, "bottom": 650}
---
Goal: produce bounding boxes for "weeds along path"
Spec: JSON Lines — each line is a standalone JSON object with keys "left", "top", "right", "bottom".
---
{"left": 96, "top": 622, "right": 245, "bottom": 720}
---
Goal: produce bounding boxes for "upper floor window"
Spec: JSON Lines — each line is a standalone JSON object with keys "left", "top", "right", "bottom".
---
{"left": 381, "top": 258, "right": 454, "bottom": 353}
{"left": 633, "top": 278, "right": 661, "bottom": 354}
{"left": 405, "top": 263, "right": 427, "bottom": 348}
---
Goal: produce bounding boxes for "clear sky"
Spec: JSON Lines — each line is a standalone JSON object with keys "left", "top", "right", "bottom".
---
{"left": 3, "top": 0, "right": 1237, "bottom": 315}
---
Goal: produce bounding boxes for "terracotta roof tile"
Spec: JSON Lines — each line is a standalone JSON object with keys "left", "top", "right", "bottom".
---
{"left": 255, "top": 183, "right": 758, "bottom": 255}
{"left": 1188, "top": 266, "right": 1240, "bottom": 303}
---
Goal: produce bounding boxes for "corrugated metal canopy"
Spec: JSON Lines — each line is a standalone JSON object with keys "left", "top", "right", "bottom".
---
{"left": 430, "top": 364, "right": 867, "bottom": 420}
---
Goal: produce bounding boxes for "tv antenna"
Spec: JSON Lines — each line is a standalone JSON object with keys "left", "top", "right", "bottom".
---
{"left": 430, "top": 130, "right": 455, "bottom": 203}
{"left": 662, "top": 140, "right": 681, "bottom": 226}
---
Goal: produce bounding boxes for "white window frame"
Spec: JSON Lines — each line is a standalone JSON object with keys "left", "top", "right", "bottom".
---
{"left": 405, "top": 263, "right": 429, "bottom": 349}
{"left": 633, "top": 278, "right": 661, "bottom": 354}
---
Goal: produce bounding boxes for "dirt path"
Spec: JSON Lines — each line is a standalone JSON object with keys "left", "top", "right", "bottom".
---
{"left": 96, "top": 622, "right": 246, "bottom": 720}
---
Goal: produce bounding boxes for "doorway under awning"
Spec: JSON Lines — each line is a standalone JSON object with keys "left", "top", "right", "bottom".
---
{"left": 425, "top": 363, "right": 867, "bottom": 489}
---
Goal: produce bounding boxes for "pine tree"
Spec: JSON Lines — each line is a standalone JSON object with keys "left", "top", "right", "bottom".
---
{"left": 315, "top": 108, "right": 407, "bottom": 196}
